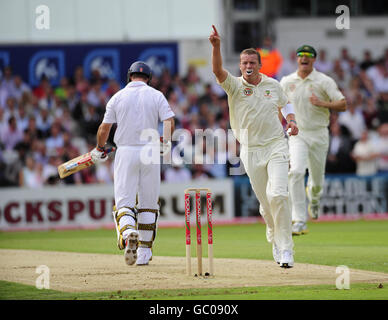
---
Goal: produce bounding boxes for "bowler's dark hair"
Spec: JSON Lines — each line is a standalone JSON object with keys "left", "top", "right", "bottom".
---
{"left": 240, "top": 48, "right": 262, "bottom": 64}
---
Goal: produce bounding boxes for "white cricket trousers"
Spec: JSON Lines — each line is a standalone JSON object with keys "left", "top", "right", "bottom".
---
{"left": 114, "top": 146, "right": 160, "bottom": 211}
{"left": 288, "top": 128, "right": 329, "bottom": 223}
{"left": 240, "top": 139, "right": 293, "bottom": 252}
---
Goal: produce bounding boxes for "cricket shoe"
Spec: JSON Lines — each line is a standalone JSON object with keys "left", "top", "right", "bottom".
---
{"left": 308, "top": 201, "right": 320, "bottom": 220}
{"left": 280, "top": 250, "right": 294, "bottom": 269}
{"left": 292, "top": 222, "right": 309, "bottom": 236}
{"left": 272, "top": 243, "right": 280, "bottom": 264}
{"left": 136, "top": 247, "right": 152, "bottom": 266}
{"left": 124, "top": 230, "right": 139, "bottom": 266}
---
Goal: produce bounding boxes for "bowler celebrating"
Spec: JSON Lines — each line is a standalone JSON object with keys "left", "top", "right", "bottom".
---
{"left": 209, "top": 25, "right": 298, "bottom": 268}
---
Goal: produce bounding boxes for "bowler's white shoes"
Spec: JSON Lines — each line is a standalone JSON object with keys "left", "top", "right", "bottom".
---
{"left": 136, "top": 247, "right": 153, "bottom": 265}
{"left": 292, "top": 222, "right": 309, "bottom": 236}
{"left": 280, "top": 250, "right": 294, "bottom": 269}
{"left": 124, "top": 230, "right": 139, "bottom": 266}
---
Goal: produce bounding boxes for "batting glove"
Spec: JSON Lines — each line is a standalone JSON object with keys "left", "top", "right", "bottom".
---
{"left": 90, "top": 146, "right": 109, "bottom": 163}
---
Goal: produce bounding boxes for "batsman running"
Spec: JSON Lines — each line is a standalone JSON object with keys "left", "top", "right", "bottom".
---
{"left": 91, "top": 61, "right": 175, "bottom": 266}
{"left": 209, "top": 25, "right": 298, "bottom": 268}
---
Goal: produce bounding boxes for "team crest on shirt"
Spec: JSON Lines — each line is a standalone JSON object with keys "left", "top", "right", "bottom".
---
{"left": 243, "top": 88, "right": 253, "bottom": 96}
{"left": 289, "top": 83, "right": 296, "bottom": 92}
{"left": 264, "top": 90, "right": 272, "bottom": 98}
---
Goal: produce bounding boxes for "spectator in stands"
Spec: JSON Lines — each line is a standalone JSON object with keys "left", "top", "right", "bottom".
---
{"left": 326, "top": 121, "right": 355, "bottom": 173}
{"left": 19, "top": 154, "right": 43, "bottom": 188}
{"left": 1, "top": 116, "right": 23, "bottom": 150}
{"left": 95, "top": 159, "right": 114, "bottom": 184}
{"left": 0, "top": 66, "right": 15, "bottom": 103}
{"left": 164, "top": 162, "right": 192, "bottom": 182}
{"left": 315, "top": 49, "right": 333, "bottom": 74}
{"left": 257, "top": 36, "right": 283, "bottom": 79}
{"left": 338, "top": 99, "right": 367, "bottom": 142}
{"left": 375, "top": 123, "right": 388, "bottom": 173}
{"left": 278, "top": 50, "right": 298, "bottom": 79}
{"left": 87, "top": 78, "right": 107, "bottom": 108}
{"left": 367, "top": 58, "right": 388, "bottom": 103}
{"left": 363, "top": 97, "right": 380, "bottom": 130}
{"left": 16, "top": 105, "right": 29, "bottom": 132}
{"left": 3, "top": 96, "right": 18, "bottom": 123}
{"left": 191, "top": 164, "right": 212, "bottom": 180}
{"left": 184, "top": 65, "right": 205, "bottom": 96}
{"left": 45, "top": 122, "right": 64, "bottom": 152}
{"left": 352, "top": 130, "right": 380, "bottom": 176}
{"left": 36, "top": 105, "right": 53, "bottom": 138}
{"left": 360, "top": 50, "right": 375, "bottom": 70}
{"left": 12, "top": 75, "right": 31, "bottom": 101}
{"left": 331, "top": 59, "right": 351, "bottom": 91}
{"left": 42, "top": 150, "right": 61, "bottom": 185}
{"left": 339, "top": 47, "right": 352, "bottom": 74}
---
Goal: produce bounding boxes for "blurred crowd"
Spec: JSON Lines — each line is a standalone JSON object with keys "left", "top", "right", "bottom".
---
{"left": 0, "top": 46, "right": 388, "bottom": 188}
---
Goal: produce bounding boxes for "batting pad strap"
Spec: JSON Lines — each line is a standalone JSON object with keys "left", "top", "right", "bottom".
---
{"left": 119, "top": 224, "right": 136, "bottom": 234}
{"left": 138, "top": 240, "right": 153, "bottom": 248}
{"left": 137, "top": 208, "right": 158, "bottom": 214}
{"left": 138, "top": 222, "right": 156, "bottom": 231}
{"left": 116, "top": 207, "right": 136, "bottom": 224}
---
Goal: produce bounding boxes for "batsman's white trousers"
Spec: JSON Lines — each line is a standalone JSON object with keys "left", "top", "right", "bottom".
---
{"left": 240, "top": 139, "right": 293, "bottom": 252}
{"left": 288, "top": 128, "right": 329, "bottom": 223}
{"left": 114, "top": 146, "right": 160, "bottom": 211}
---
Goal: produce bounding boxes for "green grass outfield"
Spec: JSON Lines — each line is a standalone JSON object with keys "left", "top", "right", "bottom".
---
{"left": 0, "top": 219, "right": 387, "bottom": 300}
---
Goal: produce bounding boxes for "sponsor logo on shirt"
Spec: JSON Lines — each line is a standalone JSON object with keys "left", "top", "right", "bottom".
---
{"left": 243, "top": 88, "right": 253, "bottom": 96}
{"left": 264, "top": 90, "right": 272, "bottom": 98}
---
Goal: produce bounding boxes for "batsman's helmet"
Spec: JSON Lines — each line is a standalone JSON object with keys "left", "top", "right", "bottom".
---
{"left": 127, "top": 61, "right": 152, "bottom": 84}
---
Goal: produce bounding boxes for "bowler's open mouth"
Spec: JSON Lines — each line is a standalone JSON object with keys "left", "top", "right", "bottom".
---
{"left": 246, "top": 69, "right": 253, "bottom": 75}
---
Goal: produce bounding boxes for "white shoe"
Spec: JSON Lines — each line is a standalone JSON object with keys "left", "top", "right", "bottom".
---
{"left": 292, "top": 222, "right": 309, "bottom": 236}
{"left": 280, "top": 250, "right": 294, "bottom": 269}
{"left": 136, "top": 247, "right": 152, "bottom": 265}
{"left": 124, "top": 230, "right": 139, "bottom": 266}
{"left": 272, "top": 243, "right": 280, "bottom": 264}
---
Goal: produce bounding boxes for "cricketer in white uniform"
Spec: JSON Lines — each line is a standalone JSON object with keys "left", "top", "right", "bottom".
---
{"left": 209, "top": 25, "right": 299, "bottom": 268}
{"left": 91, "top": 61, "right": 175, "bottom": 266}
{"left": 280, "top": 45, "right": 346, "bottom": 235}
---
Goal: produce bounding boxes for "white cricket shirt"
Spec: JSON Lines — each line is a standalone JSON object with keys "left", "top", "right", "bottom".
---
{"left": 219, "top": 72, "right": 289, "bottom": 148}
{"left": 280, "top": 68, "right": 345, "bottom": 131}
{"left": 102, "top": 81, "right": 174, "bottom": 146}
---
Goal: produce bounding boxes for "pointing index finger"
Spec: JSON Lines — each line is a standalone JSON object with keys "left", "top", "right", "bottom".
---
{"left": 212, "top": 25, "right": 219, "bottom": 36}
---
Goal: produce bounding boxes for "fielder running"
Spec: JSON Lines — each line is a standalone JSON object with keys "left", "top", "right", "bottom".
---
{"left": 209, "top": 25, "right": 299, "bottom": 268}
{"left": 280, "top": 45, "right": 347, "bottom": 235}
{"left": 91, "top": 61, "right": 175, "bottom": 265}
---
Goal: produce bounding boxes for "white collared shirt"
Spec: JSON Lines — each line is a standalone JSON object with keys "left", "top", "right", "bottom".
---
{"left": 219, "top": 72, "right": 288, "bottom": 148}
{"left": 280, "top": 68, "right": 344, "bottom": 131}
{"left": 102, "top": 81, "right": 174, "bottom": 146}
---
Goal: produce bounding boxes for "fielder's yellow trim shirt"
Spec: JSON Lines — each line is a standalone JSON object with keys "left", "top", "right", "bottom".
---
{"left": 219, "top": 72, "right": 288, "bottom": 148}
{"left": 280, "top": 68, "right": 345, "bottom": 131}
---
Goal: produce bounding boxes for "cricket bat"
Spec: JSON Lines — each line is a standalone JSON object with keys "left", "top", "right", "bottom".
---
{"left": 57, "top": 147, "right": 115, "bottom": 179}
